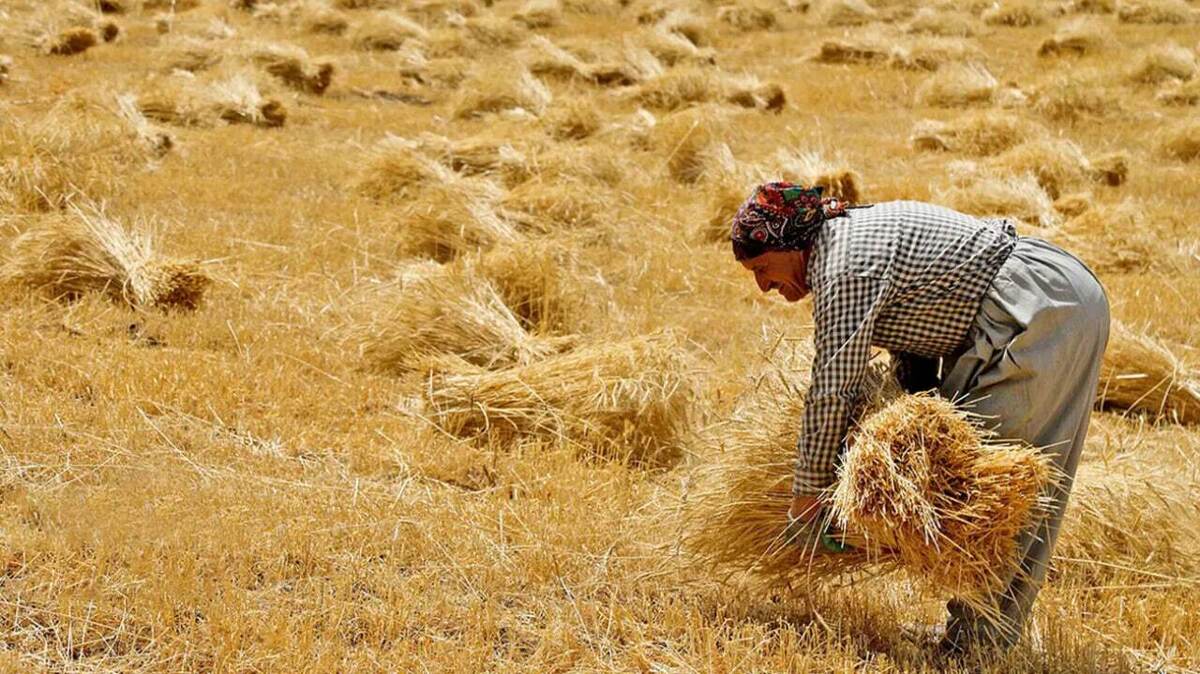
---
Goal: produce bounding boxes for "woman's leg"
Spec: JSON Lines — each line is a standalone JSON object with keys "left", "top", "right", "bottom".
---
{"left": 938, "top": 240, "right": 1110, "bottom": 650}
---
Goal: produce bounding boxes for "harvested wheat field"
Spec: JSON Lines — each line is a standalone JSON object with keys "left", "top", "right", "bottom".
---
{"left": 0, "top": 0, "right": 1198, "bottom": 671}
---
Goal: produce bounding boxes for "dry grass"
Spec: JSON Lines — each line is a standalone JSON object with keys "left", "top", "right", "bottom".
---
{"left": 1, "top": 206, "right": 209, "bottom": 311}
{"left": 1099, "top": 321, "right": 1200, "bottom": 423}
{"left": 426, "top": 331, "right": 693, "bottom": 465}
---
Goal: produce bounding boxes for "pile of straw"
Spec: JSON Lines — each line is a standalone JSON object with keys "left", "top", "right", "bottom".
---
{"left": 909, "top": 112, "right": 1044, "bottom": 155}
{"left": 1038, "top": 17, "right": 1110, "bottom": 57}
{"left": 139, "top": 73, "right": 287, "bottom": 128}
{"left": 1031, "top": 70, "right": 1120, "bottom": 122}
{"left": 543, "top": 98, "right": 602, "bottom": 140}
{"left": 1127, "top": 42, "right": 1196, "bottom": 84}
{"left": 0, "top": 55, "right": 11, "bottom": 85}
{"left": 775, "top": 150, "right": 863, "bottom": 203}
{"left": 1099, "top": 321, "right": 1200, "bottom": 424}
{"left": 354, "top": 263, "right": 552, "bottom": 374}
{"left": 500, "top": 179, "right": 607, "bottom": 231}
{"left": 716, "top": 4, "right": 777, "bottom": 31}
{"left": 355, "top": 136, "right": 458, "bottom": 202}
{"left": 513, "top": 0, "right": 563, "bottom": 28}
{"left": 350, "top": 12, "right": 427, "bottom": 51}
{"left": 1157, "top": 78, "right": 1200, "bottom": 106}
{"left": 650, "top": 105, "right": 731, "bottom": 184}
{"left": 981, "top": 0, "right": 1047, "bottom": 26}
{"left": 42, "top": 27, "right": 99, "bottom": 56}
{"left": 425, "top": 331, "right": 693, "bottom": 465}
{"left": 1156, "top": 119, "right": 1200, "bottom": 162}
{"left": 1, "top": 206, "right": 210, "bottom": 311}
{"left": 812, "top": 0, "right": 878, "bottom": 26}
{"left": 906, "top": 8, "right": 977, "bottom": 37}
{"left": 462, "top": 237, "right": 583, "bottom": 332}
{"left": 452, "top": 65, "right": 551, "bottom": 118}
{"left": 935, "top": 165, "right": 1057, "bottom": 228}
{"left": 986, "top": 139, "right": 1092, "bottom": 199}
{"left": 246, "top": 42, "right": 335, "bottom": 95}
{"left": 1116, "top": 0, "right": 1195, "bottom": 23}
{"left": 915, "top": 63, "right": 997, "bottom": 107}
{"left": 394, "top": 180, "right": 520, "bottom": 261}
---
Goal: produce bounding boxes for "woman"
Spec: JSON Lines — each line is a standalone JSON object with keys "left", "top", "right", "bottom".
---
{"left": 730, "top": 182, "right": 1110, "bottom": 654}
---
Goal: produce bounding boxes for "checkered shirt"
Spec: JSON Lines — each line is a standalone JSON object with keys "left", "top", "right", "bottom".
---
{"left": 794, "top": 200, "right": 1018, "bottom": 496}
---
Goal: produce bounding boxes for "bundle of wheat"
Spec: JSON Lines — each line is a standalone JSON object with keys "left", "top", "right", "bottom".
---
{"left": 1127, "top": 42, "right": 1197, "bottom": 84}
{"left": 157, "top": 37, "right": 224, "bottom": 72}
{"left": 1156, "top": 78, "right": 1200, "bottom": 106}
{"left": 1038, "top": 17, "right": 1110, "bottom": 57}
{"left": 425, "top": 331, "right": 693, "bottom": 465}
{"left": 1056, "top": 457, "right": 1200, "bottom": 582}
{"left": 350, "top": 11, "right": 427, "bottom": 51}
{"left": 812, "top": 0, "right": 878, "bottom": 25}
{"left": 1099, "top": 321, "right": 1200, "bottom": 423}
{"left": 700, "top": 163, "right": 754, "bottom": 243}
{"left": 114, "top": 93, "right": 174, "bottom": 158}
{"left": 915, "top": 63, "right": 997, "bottom": 107}
{"left": 461, "top": 15, "right": 529, "bottom": 49}
{"left": 1116, "top": 0, "right": 1194, "bottom": 23}
{"left": 906, "top": 8, "right": 976, "bottom": 36}
{"left": 832, "top": 394, "right": 1055, "bottom": 605}
{"left": 657, "top": 9, "right": 713, "bottom": 48}
{"left": 499, "top": 178, "right": 607, "bottom": 231}
{"left": 986, "top": 139, "right": 1092, "bottom": 199}
{"left": 452, "top": 65, "right": 551, "bottom": 118}
{"left": 1073, "top": 0, "right": 1117, "bottom": 11}
{"left": 353, "top": 262, "right": 552, "bottom": 375}
{"left": 981, "top": 0, "right": 1047, "bottom": 26}
{"left": 286, "top": 0, "right": 350, "bottom": 34}
{"left": 775, "top": 150, "right": 864, "bottom": 203}
{"left": 543, "top": 97, "right": 602, "bottom": 140}
{"left": 1089, "top": 152, "right": 1129, "bottom": 186}
{"left": 0, "top": 55, "right": 11, "bottom": 84}
{"left": 462, "top": 237, "right": 581, "bottom": 331}
{"left": 936, "top": 166, "right": 1057, "bottom": 228}
{"left": 585, "top": 44, "right": 665, "bottom": 85}
{"left": 634, "top": 27, "right": 716, "bottom": 66}
{"left": 891, "top": 37, "right": 984, "bottom": 71}
{"left": 139, "top": 73, "right": 287, "bottom": 128}
{"left": 415, "top": 132, "right": 537, "bottom": 186}
{"left": 724, "top": 75, "right": 787, "bottom": 111}
{"left": 717, "top": 4, "right": 776, "bottom": 30}
{"left": 909, "top": 112, "right": 1043, "bottom": 155}
{"left": 513, "top": 0, "right": 562, "bottom": 28}
{"left": 1031, "top": 70, "right": 1120, "bottom": 121}
{"left": 42, "top": 27, "right": 99, "bottom": 55}
{"left": 395, "top": 180, "right": 520, "bottom": 261}
{"left": 810, "top": 37, "right": 891, "bottom": 65}
{"left": 1156, "top": 119, "right": 1200, "bottom": 161}
{"left": 246, "top": 42, "right": 335, "bottom": 95}
{"left": 355, "top": 136, "right": 459, "bottom": 201}
{"left": 634, "top": 67, "right": 721, "bottom": 110}
{"left": 522, "top": 35, "right": 592, "bottom": 80}
{"left": 650, "top": 105, "right": 731, "bottom": 184}
{"left": 0, "top": 206, "right": 210, "bottom": 311}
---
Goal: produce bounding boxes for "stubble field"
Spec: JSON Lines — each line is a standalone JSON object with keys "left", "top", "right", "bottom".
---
{"left": 1, "top": 0, "right": 1200, "bottom": 671}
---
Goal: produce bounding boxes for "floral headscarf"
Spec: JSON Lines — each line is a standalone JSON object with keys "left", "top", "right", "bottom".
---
{"left": 730, "top": 182, "right": 849, "bottom": 251}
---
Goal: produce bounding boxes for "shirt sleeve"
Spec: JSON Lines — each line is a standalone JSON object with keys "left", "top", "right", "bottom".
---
{"left": 794, "top": 273, "right": 890, "bottom": 496}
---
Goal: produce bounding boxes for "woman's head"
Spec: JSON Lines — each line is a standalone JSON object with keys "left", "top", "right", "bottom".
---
{"left": 729, "top": 182, "right": 846, "bottom": 300}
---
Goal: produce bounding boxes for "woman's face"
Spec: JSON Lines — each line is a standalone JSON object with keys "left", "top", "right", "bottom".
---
{"left": 739, "top": 248, "right": 811, "bottom": 302}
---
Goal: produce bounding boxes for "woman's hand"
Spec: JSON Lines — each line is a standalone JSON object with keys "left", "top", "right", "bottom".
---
{"left": 788, "top": 494, "right": 825, "bottom": 524}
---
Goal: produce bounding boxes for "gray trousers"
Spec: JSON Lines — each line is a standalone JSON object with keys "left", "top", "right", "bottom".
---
{"left": 937, "top": 237, "right": 1110, "bottom": 649}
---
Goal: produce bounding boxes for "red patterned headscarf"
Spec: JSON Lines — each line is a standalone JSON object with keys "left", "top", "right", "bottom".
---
{"left": 730, "top": 182, "right": 848, "bottom": 251}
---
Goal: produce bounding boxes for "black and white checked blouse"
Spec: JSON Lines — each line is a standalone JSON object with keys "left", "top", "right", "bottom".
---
{"left": 795, "top": 200, "right": 1018, "bottom": 496}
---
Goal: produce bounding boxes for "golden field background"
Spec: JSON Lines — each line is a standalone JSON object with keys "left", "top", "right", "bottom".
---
{"left": 2, "top": 0, "right": 1200, "bottom": 671}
